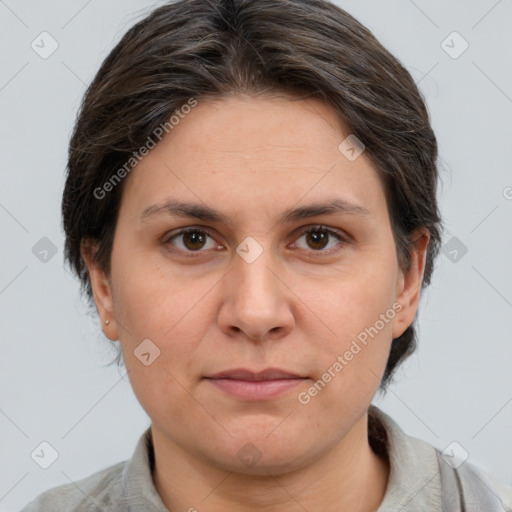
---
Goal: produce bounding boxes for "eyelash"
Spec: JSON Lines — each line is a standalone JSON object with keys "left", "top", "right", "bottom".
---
{"left": 162, "top": 225, "right": 349, "bottom": 257}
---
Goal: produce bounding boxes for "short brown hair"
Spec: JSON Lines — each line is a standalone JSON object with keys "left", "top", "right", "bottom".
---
{"left": 62, "top": 0, "right": 443, "bottom": 391}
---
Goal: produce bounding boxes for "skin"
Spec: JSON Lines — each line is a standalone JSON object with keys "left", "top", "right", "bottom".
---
{"left": 83, "top": 94, "right": 429, "bottom": 512}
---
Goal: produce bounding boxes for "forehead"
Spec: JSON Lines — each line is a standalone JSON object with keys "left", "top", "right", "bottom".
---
{"left": 119, "top": 94, "right": 388, "bottom": 225}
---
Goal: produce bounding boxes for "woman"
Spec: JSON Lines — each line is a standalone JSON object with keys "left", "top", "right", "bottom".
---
{"left": 21, "top": 0, "right": 512, "bottom": 510}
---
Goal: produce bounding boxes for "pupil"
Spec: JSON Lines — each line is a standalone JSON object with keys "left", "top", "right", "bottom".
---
{"left": 307, "top": 230, "right": 328, "bottom": 250}
{"left": 184, "top": 231, "right": 205, "bottom": 250}
{"left": 181, "top": 230, "right": 329, "bottom": 251}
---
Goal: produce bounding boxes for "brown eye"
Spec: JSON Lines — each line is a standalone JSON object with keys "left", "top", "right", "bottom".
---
{"left": 305, "top": 229, "right": 329, "bottom": 250}
{"left": 293, "top": 225, "right": 347, "bottom": 254}
{"left": 165, "top": 228, "right": 219, "bottom": 253}
{"left": 182, "top": 230, "right": 207, "bottom": 251}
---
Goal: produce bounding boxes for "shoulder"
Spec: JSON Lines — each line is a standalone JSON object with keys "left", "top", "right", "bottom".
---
{"left": 369, "top": 405, "right": 512, "bottom": 511}
{"left": 484, "top": 471, "right": 512, "bottom": 511}
{"left": 443, "top": 454, "right": 512, "bottom": 512}
{"left": 19, "top": 460, "right": 127, "bottom": 512}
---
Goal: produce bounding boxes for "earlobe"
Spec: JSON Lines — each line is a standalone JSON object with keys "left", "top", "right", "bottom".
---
{"left": 80, "top": 240, "right": 119, "bottom": 341}
{"left": 392, "top": 230, "right": 430, "bottom": 339}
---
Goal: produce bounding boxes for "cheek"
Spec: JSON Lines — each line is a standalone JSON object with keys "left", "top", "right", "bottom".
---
{"left": 305, "top": 251, "right": 398, "bottom": 393}
{"left": 316, "top": 253, "right": 398, "bottom": 339}
{"left": 110, "top": 245, "right": 213, "bottom": 343}
{"left": 110, "top": 251, "right": 210, "bottom": 421}
{"left": 109, "top": 246, "right": 223, "bottom": 395}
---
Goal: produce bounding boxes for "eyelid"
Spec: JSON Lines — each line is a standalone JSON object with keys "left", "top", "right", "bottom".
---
{"left": 162, "top": 226, "right": 215, "bottom": 243}
{"left": 293, "top": 224, "right": 349, "bottom": 241}
{"left": 289, "top": 224, "right": 350, "bottom": 254}
{"left": 163, "top": 224, "right": 350, "bottom": 256}
{"left": 162, "top": 226, "right": 221, "bottom": 251}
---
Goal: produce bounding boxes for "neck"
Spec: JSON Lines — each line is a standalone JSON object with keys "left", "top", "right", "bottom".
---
{"left": 152, "top": 412, "right": 389, "bottom": 512}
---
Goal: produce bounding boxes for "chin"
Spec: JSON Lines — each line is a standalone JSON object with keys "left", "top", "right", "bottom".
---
{"left": 222, "top": 452, "right": 314, "bottom": 477}
{"left": 208, "top": 436, "right": 320, "bottom": 477}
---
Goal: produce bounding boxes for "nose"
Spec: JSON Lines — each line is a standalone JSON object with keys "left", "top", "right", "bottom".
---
{"left": 217, "top": 243, "right": 295, "bottom": 343}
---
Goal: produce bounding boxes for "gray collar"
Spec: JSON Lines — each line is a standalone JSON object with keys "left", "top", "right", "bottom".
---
{"left": 118, "top": 408, "right": 509, "bottom": 512}
{"left": 121, "top": 428, "right": 169, "bottom": 511}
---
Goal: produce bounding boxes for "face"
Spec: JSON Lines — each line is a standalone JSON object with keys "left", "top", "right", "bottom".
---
{"left": 85, "top": 94, "right": 427, "bottom": 475}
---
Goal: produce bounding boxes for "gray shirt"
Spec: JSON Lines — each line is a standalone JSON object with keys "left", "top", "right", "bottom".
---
{"left": 20, "top": 405, "right": 512, "bottom": 511}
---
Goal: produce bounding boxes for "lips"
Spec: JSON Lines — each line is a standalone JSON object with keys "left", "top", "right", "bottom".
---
{"left": 205, "top": 368, "right": 304, "bottom": 381}
{"left": 204, "top": 368, "right": 307, "bottom": 400}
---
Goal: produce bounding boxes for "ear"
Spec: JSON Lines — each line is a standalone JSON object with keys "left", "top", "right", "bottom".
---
{"left": 81, "top": 240, "right": 119, "bottom": 341}
{"left": 392, "top": 229, "right": 430, "bottom": 339}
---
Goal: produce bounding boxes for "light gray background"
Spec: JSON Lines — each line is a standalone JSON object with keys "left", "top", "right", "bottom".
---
{"left": 1, "top": 0, "right": 511, "bottom": 510}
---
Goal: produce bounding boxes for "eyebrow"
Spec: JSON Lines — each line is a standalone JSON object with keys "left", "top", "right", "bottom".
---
{"left": 139, "top": 197, "right": 371, "bottom": 225}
